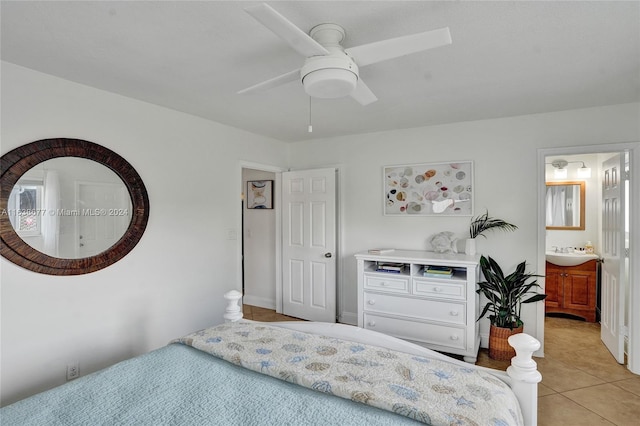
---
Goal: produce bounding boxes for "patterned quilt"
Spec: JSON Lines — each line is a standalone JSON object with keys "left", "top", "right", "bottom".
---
{"left": 175, "top": 321, "right": 523, "bottom": 426}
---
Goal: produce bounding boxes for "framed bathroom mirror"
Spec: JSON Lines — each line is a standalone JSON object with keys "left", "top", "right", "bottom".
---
{"left": 1, "top": 138, "right": 149, "bottom": 275}
{"left": 545, "top": 181, "right": 585, "bottom": 230}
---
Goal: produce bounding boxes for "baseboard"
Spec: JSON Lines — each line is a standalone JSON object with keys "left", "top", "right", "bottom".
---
{"left": 339, "top": 311, "right": 357, "bottom": 326}
{"left": 242, "top": 295, "right": 275, "bottom": 310}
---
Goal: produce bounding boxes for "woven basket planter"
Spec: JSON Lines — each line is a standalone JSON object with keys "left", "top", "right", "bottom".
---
{"left": 489, "top": 324, "right": 523, "bottom": 360}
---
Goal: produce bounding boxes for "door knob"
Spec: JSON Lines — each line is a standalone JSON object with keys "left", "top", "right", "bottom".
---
{"left": 324, "top": 252, "right": 332, "bottom": 258}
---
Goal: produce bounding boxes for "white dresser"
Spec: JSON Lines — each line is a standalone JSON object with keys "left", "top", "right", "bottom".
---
{"left": 355, "top": 250, "right": 481, "bottom": 363}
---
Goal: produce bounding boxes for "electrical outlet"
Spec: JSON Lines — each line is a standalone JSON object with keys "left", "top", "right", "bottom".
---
{"left": 66, "top": 362, "right": 79, "bottom": 381}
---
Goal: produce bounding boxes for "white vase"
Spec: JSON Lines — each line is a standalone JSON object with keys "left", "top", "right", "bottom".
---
{"left": 465, "top": 238, "right": 477, "bottom": 255}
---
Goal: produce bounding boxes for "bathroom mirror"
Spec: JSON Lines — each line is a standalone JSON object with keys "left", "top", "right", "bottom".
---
{"left": 545, "top": 181, "right": 585, "bottom": 230}
{"left": 1, "top": 138, "right": 149, "bottom": 275}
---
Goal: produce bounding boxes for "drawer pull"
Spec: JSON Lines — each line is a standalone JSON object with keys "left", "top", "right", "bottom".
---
{"left": 367, "top": 299, "right": 376, "bottom": 305}
{"left": 432, "top": 287, "right": 442, "bottom": 292}
{"left": 449, "top": 311, "right": 459, "bottom": 316}
{"left": 450, "top": 335, "right": 459, "bottom": 341}
{"left": 367, "top": 320, "right": 376, "bottom": 327}
{"left": 380, "top": 282, "right": 386, "bottom": 286}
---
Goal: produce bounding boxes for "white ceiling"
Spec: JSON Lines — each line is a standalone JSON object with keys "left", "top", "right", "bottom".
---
{"left": 2, "top": 1, "right": 639, "bottom": 142}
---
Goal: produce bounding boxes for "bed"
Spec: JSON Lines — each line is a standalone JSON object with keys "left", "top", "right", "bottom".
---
{"left": 1, "top": 291, "right": 541, "bottom": 425}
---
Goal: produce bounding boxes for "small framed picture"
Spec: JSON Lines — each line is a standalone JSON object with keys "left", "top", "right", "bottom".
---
{"left": 247, "top": 180, "right": 273, "bottom": 209}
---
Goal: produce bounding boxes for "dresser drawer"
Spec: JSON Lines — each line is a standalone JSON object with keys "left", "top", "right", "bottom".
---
{"left": 363, "top": 291, "right": 465, "bottom": 325}
{"left": 364, "top": 274, "right": 410, "bottom": 294}
{"left": 363, "top": 313, "right": 466, "bottom": 350}
{"left": 413, "top": 279, "right": 466, "bottom": 300}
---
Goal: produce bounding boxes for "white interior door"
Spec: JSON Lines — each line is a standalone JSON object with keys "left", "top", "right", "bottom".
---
{"left": 77, "top": 182, "right": 130, "bottom": 257}
{"left": 281, "top": 168, "right": 336, "bottom": 322}
{"left": 600, "top": 154, "right": 625, "bottom": 363}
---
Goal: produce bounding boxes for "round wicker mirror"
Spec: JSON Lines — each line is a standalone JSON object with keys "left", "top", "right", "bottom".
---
{"left": 1, "top": 138, "right": 149, "bottom": 275}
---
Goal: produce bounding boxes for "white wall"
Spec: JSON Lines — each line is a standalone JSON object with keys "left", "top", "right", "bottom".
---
{"left": 288, "top": 102, "right": 640, "bottom": 344}
{"left": 0, "top": 62, "right": 288, "bottom": 406}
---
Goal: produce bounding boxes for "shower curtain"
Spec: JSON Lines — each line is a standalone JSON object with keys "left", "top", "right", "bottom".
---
{"left": 546, "top": 186, "right": 567, "bottom": 227}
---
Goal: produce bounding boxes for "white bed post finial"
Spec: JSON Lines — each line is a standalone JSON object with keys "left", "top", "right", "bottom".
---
{"left": 506, "top": 333, "right": 542, "bottom": 426}
{"left": 223, "top": 290, "right": 243, "bottom": 322}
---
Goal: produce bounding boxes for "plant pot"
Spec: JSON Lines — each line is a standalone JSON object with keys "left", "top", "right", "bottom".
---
{"left": 488, "top": 324, "right": 523, "bottom": 360}
{"left": 465, "top": 238, "right": 476, "bottom": 255}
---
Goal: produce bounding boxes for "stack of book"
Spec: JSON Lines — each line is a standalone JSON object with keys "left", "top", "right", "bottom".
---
{"left": 376, "top": 262, "right": 405, "bottom": 273}
{"left": 368, "top": 248, "right": 395, "bottom": 255}
{"left": 423, "top": 265, "right": 453, "bottom": 278}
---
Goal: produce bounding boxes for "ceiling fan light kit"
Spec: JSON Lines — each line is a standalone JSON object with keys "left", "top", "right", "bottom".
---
{"left": 239, "top": 3, "right": 452, "bottom": 106}
{"left": 301, "top": 55, "right": 358, "bottom": 98}
{"left": 301, "top": 23, "right": 358, "bottom": 99}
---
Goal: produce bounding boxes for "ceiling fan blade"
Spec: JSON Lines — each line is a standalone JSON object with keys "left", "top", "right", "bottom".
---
{"left": 237, "top": 69, "right": 300, "bottom": 94}
{"left": 345, "top": 27, "right": 452, "bottom": 67}
{"left": 244, "top": 3, "right": 330, "bottom": 58}
{"left": 350, "top": 78, "right": 378, "bottom": 106}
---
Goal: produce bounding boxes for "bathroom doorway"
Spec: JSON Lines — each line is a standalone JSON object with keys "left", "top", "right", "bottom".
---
{"left": 538, "top": 142, "right": 639, "bottom": 374}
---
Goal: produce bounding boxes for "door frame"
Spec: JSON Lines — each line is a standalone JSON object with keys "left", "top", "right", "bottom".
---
{"left": 237, "top": 162, "right": 345, "bottom": 320}
{"left": 537, "top": 142, "right": 640, "bottom": 374}
{"left": 237, "top": 161, "right": 286, "bottom": 312}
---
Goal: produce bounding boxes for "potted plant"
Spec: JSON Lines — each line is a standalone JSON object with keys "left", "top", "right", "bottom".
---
{"left": 476, "top": 255, "right": 547, "bottom": 360}
{"left": 466, "top": 210, "right": 518, "bottom": 255}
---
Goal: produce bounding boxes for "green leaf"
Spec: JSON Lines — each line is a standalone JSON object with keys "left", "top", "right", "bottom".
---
{"left": 476, "top": 255, "right": 546, "bottom": 326}
{"left": 469, "top": 210, "right": 518, "bottom": 239}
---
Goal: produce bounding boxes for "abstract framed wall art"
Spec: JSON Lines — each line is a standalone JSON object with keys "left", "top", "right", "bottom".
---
{"left": 383, "top": 161, "right": 473, "bottom": 216}
{"left": 247, "top": 180, "right": 273, "bottom": 209}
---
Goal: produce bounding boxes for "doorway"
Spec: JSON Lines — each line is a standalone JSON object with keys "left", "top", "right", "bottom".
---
{"left": 238, "top": 162, "right": 343, "bottom": 321}
{"left": 537, "top": 142, "right": 639, "bottom": 374}
{"left": 240, "top": 162, "right": 284, "bottom": 312}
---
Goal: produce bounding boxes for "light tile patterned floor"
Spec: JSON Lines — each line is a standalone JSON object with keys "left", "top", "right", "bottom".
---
{"left": 243, "top": 306, "right": 640, "bottom": 425}
{"left": 536, "top": 317, "right": 639, "bottom": 426}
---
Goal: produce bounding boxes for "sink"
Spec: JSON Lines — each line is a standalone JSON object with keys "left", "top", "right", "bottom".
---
{"left": 545, "top": 251, "right": 599, "bottom": 267}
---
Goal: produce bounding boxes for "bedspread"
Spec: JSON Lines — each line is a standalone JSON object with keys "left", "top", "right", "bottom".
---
{"left": 2, "top": 343, "right": 420, "bottom": 425}
{"left": 175, "top": 321, "right": 523, "bottom": 426}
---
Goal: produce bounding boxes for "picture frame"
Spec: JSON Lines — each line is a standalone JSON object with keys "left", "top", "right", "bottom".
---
{"left": 247, "top": 180, "right": 273, "bottom": 209}
{"left": 383, "top": 161, "right": 474, "bottom": 216}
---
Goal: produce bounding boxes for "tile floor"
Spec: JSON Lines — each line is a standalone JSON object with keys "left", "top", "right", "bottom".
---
{"left": 242, "top": 305, "right": 640, "bottom": 425}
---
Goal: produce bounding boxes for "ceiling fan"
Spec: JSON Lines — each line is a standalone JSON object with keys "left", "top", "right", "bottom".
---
{"left": 238, "top": 3, "right": 452, "bottom": 105}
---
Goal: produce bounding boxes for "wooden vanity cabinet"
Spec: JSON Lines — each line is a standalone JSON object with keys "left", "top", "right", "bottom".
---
{"left": 545, "top": 259, "right": 598, "bottom": 322}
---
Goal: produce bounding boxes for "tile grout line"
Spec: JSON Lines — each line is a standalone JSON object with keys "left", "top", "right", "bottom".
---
{"left": 540, "top": 392, "right": 616, "bottom": 425}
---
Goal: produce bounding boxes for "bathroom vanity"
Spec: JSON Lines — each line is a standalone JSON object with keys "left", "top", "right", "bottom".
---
{"left": 545, "top": 258, "right": 598, "bottom": 322}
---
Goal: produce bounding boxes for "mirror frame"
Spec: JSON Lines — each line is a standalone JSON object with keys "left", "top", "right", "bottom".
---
{"left": 1, "top": 138, "right": 149, "bottom": 275}
{"left": 545, "top": 180, "right": 586, "bottom": 230}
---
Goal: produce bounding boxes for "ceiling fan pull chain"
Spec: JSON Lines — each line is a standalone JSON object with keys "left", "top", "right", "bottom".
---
{"left": 308, "top": 96, "right": 313, "bottom": 133}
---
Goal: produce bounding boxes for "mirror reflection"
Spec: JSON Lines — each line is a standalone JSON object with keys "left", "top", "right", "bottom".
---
{"left": 545, "top": 181, "right": 585, "bottom": 230}
{"left": 7, "top": 158, "right": 132, "bottom": 258}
